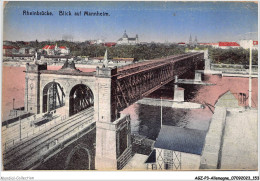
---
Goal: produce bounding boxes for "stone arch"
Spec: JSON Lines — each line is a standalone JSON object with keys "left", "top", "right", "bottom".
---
{"left": 69, "top": 84, "right": 94, "bottom": 116}
{"left": 41, "top": 79, "right": 67, "bottom": 94}
{"left": 42, "top": 81, "right": 65, "bottom": 113}
{"left": 64, "top": 144, "right": 92, "bottom": 170}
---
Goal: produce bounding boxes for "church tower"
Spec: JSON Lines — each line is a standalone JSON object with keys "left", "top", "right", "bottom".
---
{"left": 194, "top": 36, "right": 198, "bottom": 45}
{"left": 189, "top": 34, "right": 193, "bottom": 45}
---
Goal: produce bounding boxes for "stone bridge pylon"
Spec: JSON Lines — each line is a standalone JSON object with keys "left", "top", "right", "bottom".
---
{"left": 95, "top": 66, "right": 132, "bottom": 170}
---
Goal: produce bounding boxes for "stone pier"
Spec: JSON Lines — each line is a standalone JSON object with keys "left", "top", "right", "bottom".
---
{"left": 173, "top": 87, "right": 185, "bottom": 102}
{"left": 95, "top": 67, "right": 132, "bottom": 170}
{"left": 95, "top": 114, "right": 132, "bottom": 170}
{"left": 194, "top": 70, "right": 202, "bottom": 82}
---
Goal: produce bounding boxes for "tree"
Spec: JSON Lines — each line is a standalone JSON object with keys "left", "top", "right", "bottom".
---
{"left": 209, "top": 48, "right": 258, "bottom": 65}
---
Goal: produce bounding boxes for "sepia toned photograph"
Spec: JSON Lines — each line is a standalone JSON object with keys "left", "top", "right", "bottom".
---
{"left": 1, "top": 0, "right": 258, "bottom": 176}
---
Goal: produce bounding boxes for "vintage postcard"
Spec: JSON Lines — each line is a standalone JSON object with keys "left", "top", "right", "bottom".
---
{"left": 1, "top": 0, "right": 259, "bottom": 180}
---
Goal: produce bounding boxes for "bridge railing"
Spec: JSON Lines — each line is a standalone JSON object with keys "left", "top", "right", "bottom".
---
{"left": 9, "top": 119, "right": 95, "bottom": 169}
{"left": 211, "top": 63, "right": 258, "bottom": 73}
{"left": 3, "top": 114, "right": 68, "bottom": 151}
{"left": 117, "top": 53, "right": 201, "bottom": 78}
{"left": 117, "top": 53, "right": 192, "bottom": 72}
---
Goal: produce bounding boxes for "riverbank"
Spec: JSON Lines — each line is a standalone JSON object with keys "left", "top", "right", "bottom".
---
{"left": 220, "top": 108, "right": 258, "bottom": 170}
{"left": 200, "top": 91, "right": 258, "bottom": 170}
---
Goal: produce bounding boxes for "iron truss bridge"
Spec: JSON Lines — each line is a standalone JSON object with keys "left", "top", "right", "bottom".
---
{"left": 114, "top": 52, "right": 204, "bottom": 113}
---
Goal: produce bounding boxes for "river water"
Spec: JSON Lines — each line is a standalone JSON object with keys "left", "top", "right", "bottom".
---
{"left": 122, "top": 72, "right": 258, "bottom": 140}
{"left": 2, "top": 65, "right": 258, "bottom": 141}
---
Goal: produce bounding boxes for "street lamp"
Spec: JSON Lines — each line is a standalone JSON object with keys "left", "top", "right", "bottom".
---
{"left": 19, "top": 116, "right": 22, "bottom": 141}
{"left": 13, "top": 98, "right": 15, "bottom": 110}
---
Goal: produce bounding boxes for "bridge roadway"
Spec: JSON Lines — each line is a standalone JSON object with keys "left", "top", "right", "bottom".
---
{"left": 3, "top": 107, "right": 95, "bottom": 170}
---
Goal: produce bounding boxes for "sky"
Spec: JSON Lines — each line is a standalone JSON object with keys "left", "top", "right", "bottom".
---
{"left": 3, "top": 1, "right": 258, "bottom": 43}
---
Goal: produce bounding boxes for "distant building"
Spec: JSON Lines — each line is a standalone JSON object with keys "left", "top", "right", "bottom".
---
{"left": 42, "top": 44, "right": 70, "bottom": 55}
{"left": 19, "top": 47, "right": 35, "bottom": 55}
{"left": 194, "top": 36, "right": 198, "bottom": 45}
{"left": 199, "top": 42, "right": 240, "bottom": 49}
{"left": 90, "top": 39, "right": 104, "bottom": 45}
{"left": 104, "top": 42, "right": 117, "bottom": 47}
{"left": 200, "top": 41, "right": 257, "bottom": 50}
{"left": 189, "top": 34, "right": 192, "bottom": 45}
{"left": 3, "top": 45, "right": 19, "bottom": 55}
{"left": 198, "top": 43, "right": 218, "bottom": 47}
{"left": 188, "top": 35, "right": 198, "bottom": 46}
{"left": 238, "top": 40, "right": 258, "bottom": 50}
{"left": 58, "top": 46, "right": 70, "bottom": 55}
{"left": 218, "top": 42, "right": 240, "bottom": 49}
{"left": 42, "top": 45, "right": 56, "bottom": 55}
{"left": 117, "top": 30, "right": 139, "bottom": 45}
{"left": 178, "top": 42, "right": 186, "bottom": 46}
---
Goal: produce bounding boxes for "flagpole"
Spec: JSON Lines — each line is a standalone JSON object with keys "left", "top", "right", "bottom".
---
{"left": 161, "top": 95, "right": 162, "bottom": 128}
{"left": 248, "top": 40, "right": 252, "bottom": 108}
{"left": 160, "top": 87, "right": 163, "bottom": 128}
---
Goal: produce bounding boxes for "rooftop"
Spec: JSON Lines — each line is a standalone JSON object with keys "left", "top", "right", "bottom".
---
{"left": 145, "top": 150, "right": 156, "bottom": 163}
{"left": 59, "top": 46, "right": 67, "bottom": 49}
{"left": 219, "top": 42, "right": 240, "bottom": 47}
{"left": 42, "top": 45, "right": 56, "bottom": 49}
{"left": 3, "top": 45, "right": 19, "bottom": 49}
{"left": 154, "top": 125, "right": 207, "bottom": 155}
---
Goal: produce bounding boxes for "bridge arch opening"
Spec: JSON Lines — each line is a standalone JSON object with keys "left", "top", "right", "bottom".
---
{"left": 42, "top": 81, "right": 65, "bottom": 113}
{"left": 65, "top": 144, "right": 91, "bottom": 170}
{"left": 69, "top": 84, "right": 94, "bottom": 116}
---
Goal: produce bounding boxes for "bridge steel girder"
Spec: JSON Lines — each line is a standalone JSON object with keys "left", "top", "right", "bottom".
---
{"left": 115, "top": 52, "right": 204, "bottom": 113}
